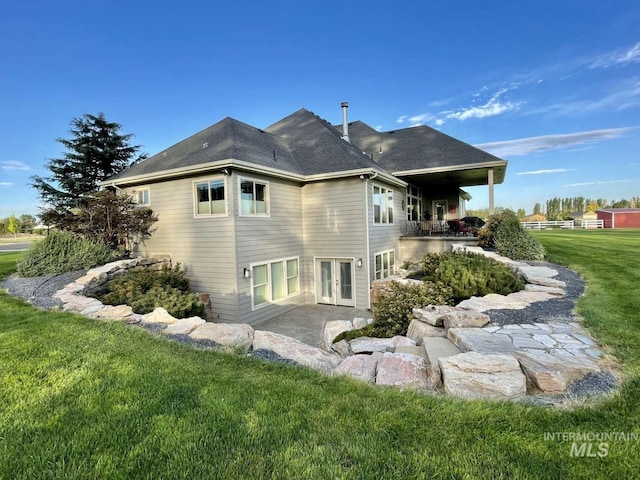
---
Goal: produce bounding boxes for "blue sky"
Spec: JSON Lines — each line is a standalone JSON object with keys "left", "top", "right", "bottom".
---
{"left": 1, "top": 1, "right": 639, "bottom": 219}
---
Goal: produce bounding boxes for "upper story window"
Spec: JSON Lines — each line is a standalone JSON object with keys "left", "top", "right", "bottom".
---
{"left": 373, "top": 185, "right": 394, "bottom": 224}
{"left": 135, "top": 188, "right": 150, "bottom": 206}
{"left": 240, "top": 178, "right": 269, "bottom": 215}
{"left": 194, "top": 177, "right": 226, "bottom": 216}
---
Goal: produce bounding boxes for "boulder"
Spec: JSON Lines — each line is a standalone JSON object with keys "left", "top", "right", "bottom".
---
{"left": 331, "top": 339, "right": 352, "bottom": 357}
{"left": 526, "top": 276, "right": 567, "bottom": 288}
{"left": 91, "top": 304, "right": 134, "bottom": 321}
{"left": 442, "top": 309, "right": 490, "bottom": 329}
{"left": 142, "top": 307, "right": 178, "bottom": 325}
{"left": 407, "top": 319, "right": 446, "bottom": 344}
{"left": 189, "top": 323, "right": 254, "bottom": 353}
{"left": 333, "top": 354, "right": 378, "bottom": 383}
{"left": 375, "top": 352, "right": 428, "bottom": 390}
{"left": 515, "top": 350, "right": 601, "bottom": 392}
{"left": 352, "top": 317, "right": 369, "bottom": 330}
{"left": 412, "top": 305, "right": 460, "bottom": 327}
{"left": 163, "top": 316, "right": 206, "bottom": 335}
{"left": 62, "top": 295, "right": 104, "bottom": 313}
{"left": 447, "top": 328, "right": 515, "bottom": 354}
{"left": 350, "top": 337, "right": 396, "bottom": 354}
{"left": 518, "top": 266, "right": 559, "bottom": 281}
{"left": 439, "top": 352, "right": 527, "bottom": 400}
{"left": 422, "top": 337, "right": 461, "bottom": 389}
{"left": 524, "top": 284, "right": 565, "bottom": 297}
{"left": 322, "top": 320, "right": 353, "bottom": 350}
{"left": 253, "top": 330, "right": 341, "bottom": 374}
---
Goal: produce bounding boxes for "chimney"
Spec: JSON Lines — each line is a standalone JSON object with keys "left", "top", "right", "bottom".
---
{"left": 341, "top": 101, "right": 350, "bottom": 143}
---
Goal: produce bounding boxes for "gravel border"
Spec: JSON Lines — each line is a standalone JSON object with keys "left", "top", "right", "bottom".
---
{"left": 1, "top": 270, "right": 87, "bottom": 309}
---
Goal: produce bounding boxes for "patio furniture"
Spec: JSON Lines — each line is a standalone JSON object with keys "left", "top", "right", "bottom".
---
{"left": 447, "top": 220, "right": 471, "bottom": 236}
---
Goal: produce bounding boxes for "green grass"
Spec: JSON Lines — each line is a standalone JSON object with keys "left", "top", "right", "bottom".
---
{"left": 1, "top": 233, "right": 640, "bottom": 479}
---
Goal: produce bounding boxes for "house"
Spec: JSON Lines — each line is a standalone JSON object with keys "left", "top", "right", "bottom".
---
{"left": 596, "top": 208, "right": 640, "bottom": 229}
{"left": 568, "top": 211, "right": 598, "bottom": 228}
{"left": 103, "top": 104, "right": 507, "bottom": 325}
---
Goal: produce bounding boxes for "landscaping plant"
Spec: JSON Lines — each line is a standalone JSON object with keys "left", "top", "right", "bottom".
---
{"left": 479, "top": 209, "right": 545, "bottom": 260}
{"left": 420, "top": 251, "right": 525, "bottom": 303}
{"left": 95, "top": 263, "right": 205, "bottom": 318}
{"left": 16, "top": 230, "right": 121, "bottom": 277}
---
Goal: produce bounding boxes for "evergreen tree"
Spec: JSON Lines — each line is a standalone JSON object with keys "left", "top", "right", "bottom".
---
{"left": 31, "top": 113, "right": 144, "bottom": 211}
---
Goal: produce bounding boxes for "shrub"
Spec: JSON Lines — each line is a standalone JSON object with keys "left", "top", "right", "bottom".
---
{"left": 482, "top": 210, "right": 545, "bottom": 260}
{"left": 343, "top": 281, "right": 454, "bottom": 339}
{"left": 16, "top": 230, "right": 121, "bottom": 277}
{"left": 96, "top": 264, "right": 204, "bottom": 318}
{"left": 420, "top": 251, "right": 525, "bottom": 303}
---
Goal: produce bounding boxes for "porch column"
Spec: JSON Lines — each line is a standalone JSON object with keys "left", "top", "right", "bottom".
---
{"left": 488, "top": 168, "right": 495, "bottom": 215}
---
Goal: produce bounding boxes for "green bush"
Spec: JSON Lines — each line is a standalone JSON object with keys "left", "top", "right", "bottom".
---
{"left": 483, "top": 210, "right": 545, "bottom": 260}
{"left": 420, "top": 251, "right": 526, "bottom": 303}
{"left": 16, "top": 230, "right": 121, "bottom": 277}
{"left": 335, "top": 281, "right": 454, "bottom": 341}
{"left": 96, "top": 264, "right": 204, "bottom": 319}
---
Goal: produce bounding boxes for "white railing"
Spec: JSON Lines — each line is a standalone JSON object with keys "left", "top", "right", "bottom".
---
{"left": 578, "top": 219, "right": 604, "bottom": 229}
{"left": 520, "top": 220, "right": 575, "bottom": 229}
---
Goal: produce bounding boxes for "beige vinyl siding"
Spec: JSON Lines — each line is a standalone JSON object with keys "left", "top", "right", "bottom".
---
{"left": 368, "top": 182, "right": 403, "bottom": 282}
{"left": 235, "top": 174, "right": 305, "bottom": 325}
{"left": 302, "top": 178, "right": 368, "bottom": 309}
{"left": 125, "top": 175, "right": 238, "bottom": 322}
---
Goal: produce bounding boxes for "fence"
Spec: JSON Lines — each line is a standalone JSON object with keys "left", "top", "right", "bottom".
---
{"left": 520, "top": 220, "right": 604, "bottom": 229}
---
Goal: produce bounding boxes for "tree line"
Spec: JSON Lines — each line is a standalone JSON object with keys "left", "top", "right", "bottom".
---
{"left": 0, "top": 214, "right": 38, "bottom": 236}
{"left": 536, "top": 196, "right": 639, "bottom": 221}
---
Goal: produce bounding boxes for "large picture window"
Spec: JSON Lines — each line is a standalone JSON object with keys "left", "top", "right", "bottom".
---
{"left": 373, "top": 185, "right": 394, "bottom": 224}
{"left": 194, "top": 178, "right": 226, "bottom": 216}
{"left": 252, "top": 257, "right": 299, "bottom": 308}
{"left": 375, "top": 250, "right": 395, "bottom": 280}
{"left": 240, "top": 179, "right": 269, "bottom": 215}
{"left": 407, "top": 185, "right": 421, "bottom": 221}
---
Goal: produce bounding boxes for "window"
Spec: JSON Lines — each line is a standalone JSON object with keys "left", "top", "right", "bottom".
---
{"left": 252, "top": 257, "right": 299, "bottom": 308}
{"left": 194, "top": 178, "right": 226, "bottom": 216}
{"left": 407, "top": 185, "right": 422, "bottom": 221}
{"left": 373, "top": 185, "right": 393, "bottom": 224}
{"left": 375, "top": 250, "right": 395, "bottom": 280}
{"left": 240, "top": 179, "right": 268, "bottom": 215}
{"left": 135, "top": 188, "right": 150, "bottom": 206}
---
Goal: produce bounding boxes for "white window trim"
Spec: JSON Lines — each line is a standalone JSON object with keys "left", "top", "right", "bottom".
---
{"left": 374, "top": 249, "right": 396, "bottom": 280}
{"left": 131, "top": 188, "right": 151, "bottom": 206}
{"left": 250, "top": 256, "right": 300, "bottom": 310}
{"left": 238, "top": 176, "right": 270, "bottom": 217}
{"left": 193, "top": 176, "right": 228, "bottom": 218}
{"left": 373, "top": 183, "right": 394, "bottom": 225}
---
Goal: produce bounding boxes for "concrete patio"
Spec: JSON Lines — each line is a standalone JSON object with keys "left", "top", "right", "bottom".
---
{"left": 255, "top": 305, "right": 371, "bottom": 347}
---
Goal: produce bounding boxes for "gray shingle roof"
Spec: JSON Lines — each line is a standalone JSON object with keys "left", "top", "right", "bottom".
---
{"left": 264, "top": 109, "right": 385, "bottom": 175}
{"left": 107, "top": 117, "right": 301, "bottom": 182}
{"left": 344, "top": 121, "right": 507, "bottom": 173}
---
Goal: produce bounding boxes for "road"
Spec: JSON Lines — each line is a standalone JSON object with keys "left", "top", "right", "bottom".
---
{"left": 0, "top": 243, "right": 32, "bottom": 252}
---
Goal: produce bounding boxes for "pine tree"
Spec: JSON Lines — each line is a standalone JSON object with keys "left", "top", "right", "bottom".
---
{"left": 31, "top": 113, "right": 144, "bottom": 211}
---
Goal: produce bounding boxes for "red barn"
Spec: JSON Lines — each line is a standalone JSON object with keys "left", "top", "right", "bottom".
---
{"left": 596, "top": 208, "right": 640, "bottom": 228}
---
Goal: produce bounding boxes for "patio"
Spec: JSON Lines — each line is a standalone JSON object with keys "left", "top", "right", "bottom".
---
{"left": 255, "top": 304, "right": 371, "bottom": 347}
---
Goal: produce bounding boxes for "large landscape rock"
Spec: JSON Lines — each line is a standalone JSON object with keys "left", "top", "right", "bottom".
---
{"left": 142, "top": 307, "right": 178, "bottom": 324}
{"left": 163, "top": 316, "right": 206, "bottom": 335}
{"left": 333, "top": 354, "right": 378, "bottom": 383}
{"left": 422, "top": 337, "right": 461, "bottom": 389}
{"left": 253, "top": 330, "right": 341, "bottom": 374}
{"left": 322, "top": 320, "right": 353, "bottom": 350}
{"left": 189, "top": 323, "right": 254, "bottom": 353}
{"left": 91, "top": 304, "right": 135, "bottom": 321}
{"left": 412, "top": 305, "right": 457, "bottom": 326}
{"left": 349, "top": 336, "right": 415, "bottom": 354}
{"left": 439, "top": 352, "right": 527, "bottom": 400}
{"left": 375, "top": 352, "right": 428, "bottom": 390}
{"left": 407, "top": 319, "right": 446, "bottom": 344}
{"left": 515, "top": 350, "right": 601, "bottom": 392}
{"left": 447, "top": 328, "right": 515, "bottom": 354}
{"left": 442, "top": 309, "right": 491, "bottom": 329}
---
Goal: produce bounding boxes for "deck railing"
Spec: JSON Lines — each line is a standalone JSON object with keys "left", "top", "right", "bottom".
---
{"left": 401, "top": 220, "right": 472, "bottom": 237}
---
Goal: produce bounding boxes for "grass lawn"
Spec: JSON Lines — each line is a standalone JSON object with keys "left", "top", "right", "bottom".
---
{"left": 1, "top": 231, "right": 639, "bottom": 479}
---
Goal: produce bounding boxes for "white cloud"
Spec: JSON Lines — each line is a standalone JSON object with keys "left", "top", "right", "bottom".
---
{"left": 517, "top": 169, "right": 574, "bottom": 175}
{"left": 375, "top": 125, "right": 383, "bottom": 131}
{"left": 0, "top": 182, "right": 13, "bottom": 187}
{"left": 396, "top": 115, "right": 408, "bottom": 123}
{"left": 565, "top": 179, "right": 638, "bottom": 187}
{"left": 1, "top": 160, "right": 30, "bottom": 171}
{"left": 475, "top": 127, "right": 633, "bottom": 157}
{"left": 443, "top": 87, "right": 519, "bottom": 122}
{"left": 590, "top": 42, "right": 640, "bottom": 68}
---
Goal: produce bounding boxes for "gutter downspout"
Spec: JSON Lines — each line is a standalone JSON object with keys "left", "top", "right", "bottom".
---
{"left": 363, "top": 176, "right": 371, "bottom": 310}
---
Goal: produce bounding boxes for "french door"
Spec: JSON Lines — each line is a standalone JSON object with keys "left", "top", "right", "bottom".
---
{"left": 316, "top": 258, "right": 355, "bottom": 307}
